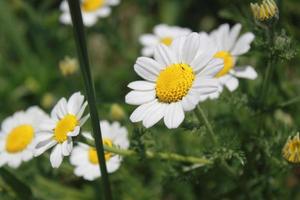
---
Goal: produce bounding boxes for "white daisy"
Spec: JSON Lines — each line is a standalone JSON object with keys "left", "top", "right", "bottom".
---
{"left": 126, "top": 32, "right": 224, "bottom": 129}
{"left": 34, "top": 92, "right": 89, "bottom": 168}
{"left": 201, "top": 23, "right": 258, "bottom": 100}
{"left": 140, "top": 24, "right": 191, "bottom": 57}
{"left": 0, "top": 106, "right": 49, "bottom": 168}
{"left": 70, "top": 121, "right": 129, "bottom": 181}
{"left": 60, "top": 0, "right": 120, "bottom": 27}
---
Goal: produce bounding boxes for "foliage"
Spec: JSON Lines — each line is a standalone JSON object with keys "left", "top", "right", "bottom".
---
{"left": 0, "top": 0, "right": 300, "bottom": 199}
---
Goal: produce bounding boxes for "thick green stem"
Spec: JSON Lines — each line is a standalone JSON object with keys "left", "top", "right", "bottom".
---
{"left": 66, "top": 1, "right": 112, "bottom": 199}
{"left": 103, "top": 145, "right": 212, "bottom": 165}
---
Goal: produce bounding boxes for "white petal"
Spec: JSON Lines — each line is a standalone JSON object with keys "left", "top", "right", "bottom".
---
{"left": 142, "top": 103, "right": 167, "bottom": 128}
{"left": 231, "top": 33, "right": 255, "bottom": 56}
{"left": 199, "top": 58, "right": 224, "bottom": 77}
{"left": 79, "top": 114, "right": 90, "bottom": 126}
{"left": 62, "top": 139, "right": 73, "bottom": 156}
{"left": 76, "top": 101, "right": 88, "bottom": 119}
{"left": 139, "top": 34, "right": 159, "bottom": 46}
{"left": 82, "top": 14, "right": 98, "bottom": 26}
{"left": 50, "top": 144, "right": 63, "bottom": 168}
{"left": 125, "top": 90, "right": 156, "bottom": 105}
{"left": 164, "top": 103, "right": 185, "bottom": 129}
{"left": 225, "top": 76, "right": 239, "bottom": 92}
{"left": 233, "top": 66, "right": 258, "bottom": 80}
{"left": 154, "top": 44, "right": 177, "bottom": 66}
{"left": 129, "top": 100, "right": 157, "bottom": 123}
{"left": 141, "top": 47, "right": 155, "bottom": 57}
{"left": 67, "top": 126, "right": 80, "bottom": 137}
{"left": 134, "top": 57, "right": 163, "bottom": 81}
{"left": 128, "top": 81, "right": 156, "bottom": 91}
{"left": 228, "top": 23, "right": 242, "bottom": 51}
{"left": 181, "top": 95, "right": 197, "bottom": 111}
{"left": 34, "top": 139, "right": 56, "bottom": 157}
{"left": 95, "top": 7, "right": 111, "bottom": 18}
{"left": 182, "top": 33, "right": 201, "bottom": 64}
{"left": 51, "top": 98, "right": 68, "bottom": 119}
{"left": 67, "top": 92, "right": 84, "bottom": 115}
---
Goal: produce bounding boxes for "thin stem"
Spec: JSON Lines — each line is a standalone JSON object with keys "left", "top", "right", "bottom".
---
{"left": 194, "top": 105, "right": 236, "bottom": 177}
{"left": 195, "top": 105, "right": 218, "bottom": 145}
{"left": 279, "top": 96, "right": 300, "bottom": 108}
{"left": 259, "top": 24, "right": 275, "bottom": 107}
{"left": 103, "top": 145, "right": 212, "bottom": 165}
{"left": 66, "top": 1, "right": 112, "bottom": 199}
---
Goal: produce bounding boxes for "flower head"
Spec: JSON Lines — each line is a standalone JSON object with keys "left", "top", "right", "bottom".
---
{"left": 70, "top": 121, "right": 129, "bottom": 181}
{"left": 283, "top": 133, "right": 300, "bottom": 163}
{"left": 126, "top": 32, "right": 224, "bottom": 129}
{"left": 201, "top": 24, "right": 257, "bottom": 101}
{"left": 34, "top": 92, "right": 89, "bottom": 168}
{"left": 0, "top": 107, "right": 49, "bottom": 168}
{"left": 59, "top": 56, "right": 78, "bottom": 76}
{"left": 250, "top": 0, "right": 278, "bottom": 21}
{"left": 139, "top": 24, "right": 191, "bottom": 57}
{"left": 60, "top": 0, "right": 121, "bottom": 27}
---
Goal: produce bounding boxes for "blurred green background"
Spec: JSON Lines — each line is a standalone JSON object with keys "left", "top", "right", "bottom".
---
{"left": 0, "top": 0, "right": 300, "bottom": 199}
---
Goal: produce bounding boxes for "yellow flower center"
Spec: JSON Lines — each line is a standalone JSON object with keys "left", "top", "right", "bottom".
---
{"left": 160, "top": 37, "right": 173, "bottom": 46}
{"left": 5, "top": 125, "right": 34, "bottom": 153}
{"left": 156, "top": 63, "right": 195, "bottom": 103}
{"left": 88, "top": 138, "right": 113, "bottom": 164}
{"left": 54, "top": 114, "right": 78, "bottom": 143}
{"left": 214, "top": 51, "right": 234, "bottom": 78}
{"left": 81, "top": 0, "right": 105, "bottom": 12}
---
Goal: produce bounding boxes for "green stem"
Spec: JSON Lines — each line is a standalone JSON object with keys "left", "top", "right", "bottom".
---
{"left": 279, "top": 96, "right": 300, "bottom": 108}
{"left": 259, "top": 25, "right": 275, "bottom": 107}
{"left": 103, "top": 145, "right": 212, "bottom": 165}
{"left": 194, "top": 105, "right": 236, "bottom": 177}
{"left": 66, "top": 1, "right": 112, "bottom": 199}
{"left": 195, "top": 105, "right": 218, "bottom": 145}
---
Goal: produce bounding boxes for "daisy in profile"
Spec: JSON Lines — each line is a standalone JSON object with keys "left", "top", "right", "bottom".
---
{"left": 202, "top": 24, "right": 257, "bottom": 100}
{"left": 140, "top": 24, "right": 191, "bottom": 57}
{"left": 34, "top": 92, "right": 89, "bottom": 168}
{"left": 0, "top": 107, "right": 49, "bottom": 168}
{"left": 70, "top": 121, "right": 129, "bottom": 181}
{"left": 60, "top": 0, "right": 121, "bottom": 27}
{"left": 126, "top": 32, "right": 224, "bottom": 129}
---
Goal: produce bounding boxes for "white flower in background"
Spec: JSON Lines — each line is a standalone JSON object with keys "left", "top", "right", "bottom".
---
{"left": 34, "top": 92, "right": 89, "bottom": 168}
{"left": 60, "top": 0, "right": 121, "bottom": 27}
{"left": 0, "top": 107, "right": 49, "bottom": 168}
{"left": 201, "top": 23, "right": 257, "bottom": 100}
{"left": 70, "top": 121, "right": 129, "bottom": 181}
{"left": 139, "top": 24, "right": 191, "bottom": 57}
{"left": 126, "top": 33, "right": 224, "bottom": 129}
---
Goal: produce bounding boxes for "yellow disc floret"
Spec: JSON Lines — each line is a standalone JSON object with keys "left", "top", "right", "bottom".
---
{"left": 6, "top": 125, "right": 34, "bottom": 153}
{"left": 214, "top": 51, "right": 234, "bottom": 77}
{"left": 54, "top": 114, "right": 78, "bottom": 143}
{"left": 156, "top": 63, "right": 195, "bottom": 103}
{"left": 160, "top": 37, "right": 173, "bottom": 46}
{"left": 283, "top": 133, "right": 300, "bottom": 163}
{"left": 88, "top": 138, "right": 113, "bottom": 164}
{"left": 82, "top": 0, "right": 105, "bottom": 12}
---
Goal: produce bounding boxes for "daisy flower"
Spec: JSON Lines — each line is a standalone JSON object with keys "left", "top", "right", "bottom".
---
{"left": 201, "top": 23, "right": 257, "bottom": 100}
{"left": 60, "top": 0, "right": 121, "bottom": 27}
{"left": 70, "top": 121, "right": 129, "bottom": 181}
{"left": 34, "top": 92, "right": 89, "bottom": 168}
{"left": 0, "top": 107, "right": 49, "bottom": 168}
{"left": 140, "top": 24, "right": 191, "bottom": 57}
{"left": 126, "top": 32, "right": 224, "bottom": 129}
